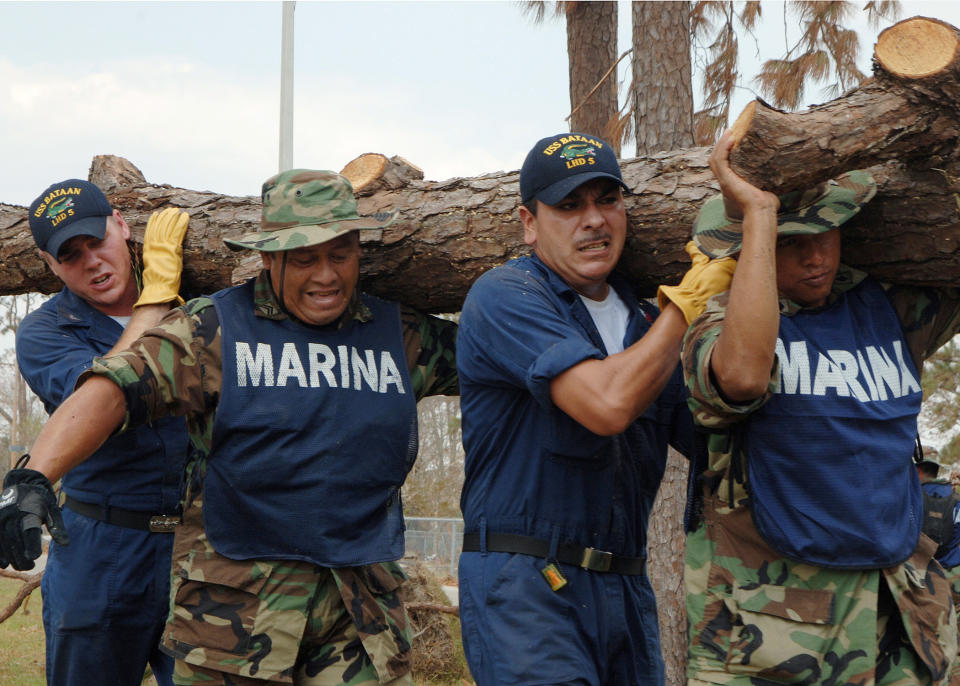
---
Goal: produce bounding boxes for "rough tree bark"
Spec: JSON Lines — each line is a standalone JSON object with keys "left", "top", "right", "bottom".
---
{"left": 566, "top": 1, "right": 619, "bottom": 151}
{"left": 632, "top": 1, "right": 695, "bottom": 155}
{"left": 1, "top": 152, "right": 956, "bottom": 310}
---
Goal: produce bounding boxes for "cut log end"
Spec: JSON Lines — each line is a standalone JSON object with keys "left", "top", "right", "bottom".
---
{"left": 340, "top": 153, "right": 424, "bottom": 195}
{"left": 727, "top": 101, "right": 757, "bottom": 147}
{"left": 341, "top": 153, "right": 390, "bottom": 193}
{"left": 876, "top": 16, "right": 960, "bottom": 79}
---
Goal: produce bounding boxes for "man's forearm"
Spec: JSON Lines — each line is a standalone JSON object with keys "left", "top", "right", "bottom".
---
{"left": 712, "top": 206, "right": 779, "bottom": 400}
{"left": 550, "top": 303, "right": 687, "bottom": 435}
{"left": 27, "top": 376, "right": 126, "bottom": 483}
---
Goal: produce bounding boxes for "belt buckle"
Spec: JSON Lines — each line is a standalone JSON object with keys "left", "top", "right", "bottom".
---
{"left": 149, "top": 515, "right": 179, "bottom": 533}
{"left": 580, "top": 547, "right": 613, "bottom": 572}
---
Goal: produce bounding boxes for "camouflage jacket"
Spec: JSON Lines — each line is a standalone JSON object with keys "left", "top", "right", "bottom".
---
{"left": 682, "top": 265, "right": 960, "bottom": 684}
{"left": 88, "top": 271, "right": 458, "bottom": 682}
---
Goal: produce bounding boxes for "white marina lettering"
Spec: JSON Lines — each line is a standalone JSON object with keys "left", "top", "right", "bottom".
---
{"left": 379, "top": 351, "right": 405, "bottom": 394}
{"left": 774, "top": 337, "right": 919, "bottom": 402}
{"left": 234, "top": 341, "right": 405, "bottom": 393}
{"left": 826, "top": 349, "right": 870, "bottom": 401}
{"left": 812, "top": 352, "right": 849, "bottom": 397}
{"left": 308, "top": 343, "right": 338, "bottom": 388}
{"left": 865, "top": 345, "right": 900, "bottom": 401}
{"left": 236, "top": 342, "right": 274, "bottom": 387}
{"left": 856, "top": 349, "right": 880, "bottom": 401}
{"left": 338, "top": 345, "right": 350, "bottom": 388}
{"left": 775, "top": 339, "right": 811, "bottom": 394}
{"left": 276, "top": 342, "right": 308, "bottom": 387}
{"left": 893, "top": 341, "right": 921, "bottom": 396}
{"left": 352, "top": 347, "right": 378, "bottom": 391}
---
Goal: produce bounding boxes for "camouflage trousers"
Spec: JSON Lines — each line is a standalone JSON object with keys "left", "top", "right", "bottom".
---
{"left": 686, "top": 493, "right": 958, "bottom": 685}
{"left": 162, "top": 498, "right": 413, "bottom": 685}
{"left": 946, "top": 566, "right": 960, "bottom": 686}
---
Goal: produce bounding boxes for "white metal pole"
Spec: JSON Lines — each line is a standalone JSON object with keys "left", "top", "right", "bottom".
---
{"left": 279, "top": 1, "right": 296, "bottom": 172}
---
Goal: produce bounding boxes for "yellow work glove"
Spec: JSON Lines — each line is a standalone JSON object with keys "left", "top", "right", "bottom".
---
{"left": 657, "top": 241, "right": 737, "bottom": 325}
{"left": 135, "top": 207, "right": 189, "bottom": 308}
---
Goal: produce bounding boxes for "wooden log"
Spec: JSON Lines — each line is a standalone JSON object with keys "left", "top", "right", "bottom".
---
{"left": 340, "top": 153, "right": 425, "bottom": 195}
{"left": 728, "top": 16, "right": 960, "bottom": 196}
{"left": 0, "top": 149, "right": 957, "bottom": 312}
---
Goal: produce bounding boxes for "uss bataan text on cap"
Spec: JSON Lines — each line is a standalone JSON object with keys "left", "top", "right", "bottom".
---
{"left": 519, "top": 133, "right": 629, "bottom": 206}
{"left": 28, "top": 180, "right": 113, "bottom": 259}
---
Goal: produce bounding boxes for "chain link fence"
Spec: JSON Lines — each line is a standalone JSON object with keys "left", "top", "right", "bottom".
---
{"left": 404, "top": 517, "right": 463, "bottom": 580}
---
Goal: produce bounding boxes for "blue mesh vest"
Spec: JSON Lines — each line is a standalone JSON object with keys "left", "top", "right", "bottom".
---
{"left": 207, "top": 281, "right": 418, "bottom": 566}
{"left": 745, "top": 278, "right": 923, "bottom": 568}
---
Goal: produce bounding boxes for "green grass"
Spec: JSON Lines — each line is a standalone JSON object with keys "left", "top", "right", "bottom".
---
{"left": 0, "top": 576, "right": 46, "bottom": 686}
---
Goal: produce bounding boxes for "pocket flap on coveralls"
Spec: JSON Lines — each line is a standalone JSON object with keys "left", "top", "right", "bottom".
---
{"left": 733, "top": 584, "right": 835, "bottom": 625}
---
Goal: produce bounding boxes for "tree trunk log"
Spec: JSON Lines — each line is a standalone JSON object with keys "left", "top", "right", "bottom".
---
{"left": 1, "top": 16, "right": 958, "bottom": 309}
{"left": 566, "top": 1, "right": 620, "bottom": 153}
{"left": 728, "top": 16, "right": 960, "bottom": 195}
{"left": 647, "top": 448, "right": 689, "bottom": 686}
{"left": 632, "top": 1, "right": 695, "bottom": 155}
{"left": 1, "top": 151, "right": 957, "bottom": 310}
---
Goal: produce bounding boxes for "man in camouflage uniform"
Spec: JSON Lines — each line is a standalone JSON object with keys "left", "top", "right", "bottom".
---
{"left": 0, "top": 170, "right": 458, "bottom": 686}
{"left": 681, "top": 132, "right": 960, "bottom": 685}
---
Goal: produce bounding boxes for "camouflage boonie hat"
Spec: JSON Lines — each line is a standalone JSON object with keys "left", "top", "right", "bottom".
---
{"left": 692, "top": 170, "right": 877, "bottom": 258}
{"left": 224, "top": 170, "right": 395, "bottom": 252}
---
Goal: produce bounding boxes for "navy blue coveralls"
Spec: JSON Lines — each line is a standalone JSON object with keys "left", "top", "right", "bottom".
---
{"left": 457, "top": 254, "right": 698, "bottom": 686}
{"left": 16, "top": 287, "right": 187, "bottom": 686}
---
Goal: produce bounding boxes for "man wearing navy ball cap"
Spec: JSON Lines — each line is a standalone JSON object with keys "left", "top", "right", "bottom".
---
{"left": 11, "top": 178, "right": 190, "bottom": 686}
{"left": 456, "top": 132, "right": 731, "bottom": 685}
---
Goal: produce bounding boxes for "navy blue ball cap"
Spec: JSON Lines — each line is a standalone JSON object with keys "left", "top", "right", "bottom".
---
{"left": 519, "top": 132, "right": 628, "bottom": 206}
{"left": 28, "top": 179, "right": 113, "bottom": 258}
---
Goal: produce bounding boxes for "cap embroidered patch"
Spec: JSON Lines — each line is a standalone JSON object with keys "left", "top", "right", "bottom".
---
{"left": 28, "top": 180, "right": 113, "bottom": 259}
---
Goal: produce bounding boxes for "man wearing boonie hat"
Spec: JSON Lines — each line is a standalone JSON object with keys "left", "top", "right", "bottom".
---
{"left": 681, "top": 131, "right": 960, "bottom": 685}
{"left": 1, "top": 170, "right": 459, "bottom": 685}
{"left": 456, "top": 132, "right": 733, "bottom": 685}
{"left": 6, "top": 178, "right": 190, "bottom": 686}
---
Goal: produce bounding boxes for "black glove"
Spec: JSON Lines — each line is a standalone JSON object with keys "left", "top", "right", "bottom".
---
{"left": 0, "top": 467, "right": 69, "bottom": 570}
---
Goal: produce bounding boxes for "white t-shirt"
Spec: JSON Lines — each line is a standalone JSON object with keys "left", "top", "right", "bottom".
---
{"left": 110, "top": 315, "right": 132, "bottom": 328}
{"left": 579, "top": 286, "right": 630, "bottom": 355}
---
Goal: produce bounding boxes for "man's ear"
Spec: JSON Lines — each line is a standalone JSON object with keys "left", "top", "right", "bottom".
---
{"left": 40, "top": 250, "right": 58, "bottom": 270}
{"left": 519, "top": 204, "right": 538, "bottom": 248}
{"left": 260, "top": 251, "right": 273, "bottom": 270}
{"left": 113, "top": 210, "right": 132, "bottom": 241}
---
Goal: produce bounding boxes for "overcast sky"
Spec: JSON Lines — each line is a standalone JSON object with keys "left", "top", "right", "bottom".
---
{"left": 3, "top": 1, "right": 960, "bottom": 207}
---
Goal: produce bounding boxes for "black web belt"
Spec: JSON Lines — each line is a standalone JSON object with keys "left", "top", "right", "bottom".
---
{"left": 64, "top": 494, "right": 180, "bottom": 533}
{"left": 461, "top": 532, "right": 646, "bottom": 575}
